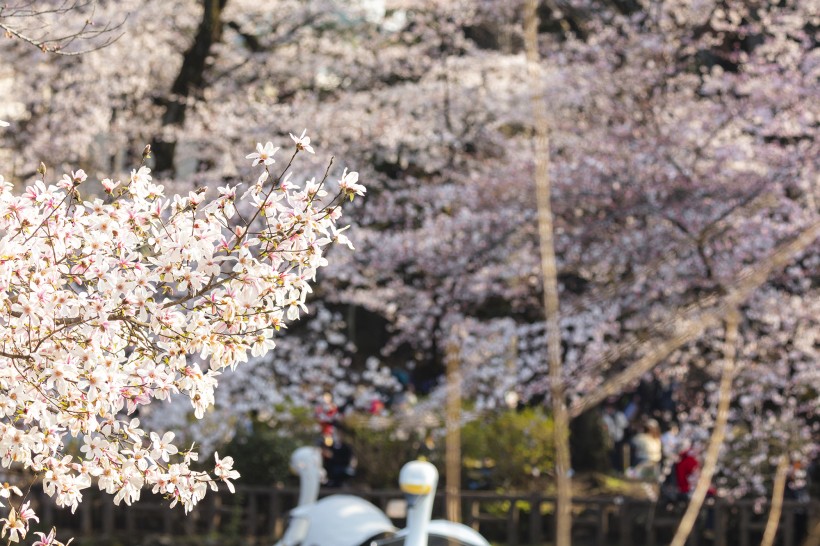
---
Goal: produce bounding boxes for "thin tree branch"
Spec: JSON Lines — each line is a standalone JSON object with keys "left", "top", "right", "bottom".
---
{"left": 0, "top": 2, "right": 126, "bottom": 56}
{"left": 760, "top": 455, "right": 790, "bottom": 546}
{"left": 669, "top": 308, "right": 739, "bottom": 546}
{"left": 570, "top": 219, "right": 820, "bottom": 417}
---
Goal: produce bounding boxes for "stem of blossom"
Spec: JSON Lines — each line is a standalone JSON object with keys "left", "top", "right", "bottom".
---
{"left": 306, "top": 157, "right": 334, "bottom": 208}
{"left": 18, "top": 192, "right": 71, "bottom": 247}
{"left": 0, "top": 351, "right": 33, "bottom": 361}
{"left": 237, "top": 150, "right": 300, "bottom": 249}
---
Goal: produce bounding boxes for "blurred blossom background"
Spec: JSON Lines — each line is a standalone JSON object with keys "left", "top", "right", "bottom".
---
{"left": 0, "top": 0, "right": 817, "bottom": 505}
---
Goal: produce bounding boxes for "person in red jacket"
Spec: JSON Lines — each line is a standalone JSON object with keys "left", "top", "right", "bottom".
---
{"left": 675, "top": 447, "right": 699, "bottom": 500}
{"left": 675, "top": 446, "right": 717, "bottom": 499}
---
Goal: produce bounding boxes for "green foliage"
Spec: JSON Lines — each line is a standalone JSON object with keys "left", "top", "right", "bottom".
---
{"left": 344, "top": 416, "right": 436, "bottom": 489}
{"left": 221, "top": 406, "right": 318, "bottom": 485}
{"left": 461, "top": 408, "right": 555, "bottom": 491}
{"left": 221, "top": 406, "right": 557, "bottom": 492}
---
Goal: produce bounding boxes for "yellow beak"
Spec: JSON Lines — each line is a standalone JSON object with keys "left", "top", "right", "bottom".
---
{"left": 401, "top": 483, "right": 432, "bottom": 495}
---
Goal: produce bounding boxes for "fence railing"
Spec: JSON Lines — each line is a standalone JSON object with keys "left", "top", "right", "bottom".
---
{"left": 27, "top": 484, "right": 820, "bottom": 546}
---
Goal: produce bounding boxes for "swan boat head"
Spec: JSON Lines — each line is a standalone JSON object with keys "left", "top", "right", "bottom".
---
{"left": 373, "top": 460, "right": 491, "bottom": 546}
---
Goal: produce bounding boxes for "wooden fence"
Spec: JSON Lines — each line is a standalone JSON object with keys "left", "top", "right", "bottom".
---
{"left": 27, "top": 485, "right": 820, "bottom": 546}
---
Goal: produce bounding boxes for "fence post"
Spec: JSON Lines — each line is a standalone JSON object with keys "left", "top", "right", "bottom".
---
{"left": 739, "top": 505, "right": 750, "bottom": 546}
{"left": 783, "top": 503, "right": 794, "bottom": 546}
{"left": 270, "top": 486, "right": 284, "bottom": 540}
{"left": 163, "top": 502, "right": 173, "bottom": 535}
{"left": 207, "top": 489, "right": 221, "bottom": 533}
{"left": 714, "top": 499, "right": 728, "bottom": 546}
{"left": 529, "top": 493, "right": 542, "bottom": 545}
{"left": 246, "top": 491, "right": 258, "bottom": 538}
{"left": 80, "top": 491, "right": 93, "bottom": 537}
{"left": 507, "top": 500, "right": 519, "bottom": 546}
{"left": 619, "top": 499, "right": 632, "bottom": 546}
{"left": 595, "top": 500, "right": 606, "bottom": 546}
{"left": 39, "top": 489, "right": 54, "bottom": 531}
{"left": 465, "top": 499, "right": 479, "bottom": 530}
{"left": 125, "top": 500, "right": 136, "bottom": 536}
{"left": 184, "top": 503, "right": 196, "bottom": 535}
{"left": 102, "top": 497, "right": 114, "bottom": 538}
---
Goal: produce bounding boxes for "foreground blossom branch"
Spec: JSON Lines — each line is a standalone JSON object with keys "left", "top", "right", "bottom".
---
{"left": 0, "top": 131, "right": 363, "bottom": 543}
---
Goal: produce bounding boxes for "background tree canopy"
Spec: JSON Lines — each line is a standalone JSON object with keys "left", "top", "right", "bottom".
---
{"left": 1, "top": 0, "right": 817, "bottom": 500}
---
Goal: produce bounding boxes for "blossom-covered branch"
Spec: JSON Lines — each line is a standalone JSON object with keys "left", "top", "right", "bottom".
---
{"left": 0, "top": 131, "right": 363, "bottom": 543}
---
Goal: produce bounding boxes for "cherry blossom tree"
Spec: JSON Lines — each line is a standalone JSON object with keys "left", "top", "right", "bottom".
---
{"left": 0, "top": 119, "right": 364, "bottom": 542}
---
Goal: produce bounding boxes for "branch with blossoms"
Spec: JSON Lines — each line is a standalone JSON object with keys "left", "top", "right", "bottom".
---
{"left": 0, "top": 127, "right": 364, "bottom": 543}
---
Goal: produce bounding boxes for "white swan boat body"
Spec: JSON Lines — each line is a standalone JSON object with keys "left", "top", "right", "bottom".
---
{"left": 275, "top": 446, "right": 396, "bottom": 546}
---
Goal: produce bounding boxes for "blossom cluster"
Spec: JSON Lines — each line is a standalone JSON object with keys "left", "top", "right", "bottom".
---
{"left": 0, "top": 133, "right": 362, "bottom": 542}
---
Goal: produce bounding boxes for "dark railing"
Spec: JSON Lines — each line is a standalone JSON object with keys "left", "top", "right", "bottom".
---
{"left": 27, "top": 485, "right": 820, "bottom": 546}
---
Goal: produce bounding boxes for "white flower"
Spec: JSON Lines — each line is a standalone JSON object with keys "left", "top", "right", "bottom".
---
{"left": 338, "top": 169, "right": 366, "bottom": 200}
{"left": 150, "top": 431, "right": 179, "bottom": 462}
{"left": 0, "top": 483, "right": 23, "bottom": 500}
{"left": 289, "top": 129, "right": 314, "bottom": 154}
{"left": 214, "top": 452, "right": 240, "bottom": 493}
{"left": 101, "top": 178, "right": 121, "bottom": 193}
{"left": 246, "top": 142, "right": 279, "bottom": 166}
{"left": 0, "top": 130, "right": 361, "bottom": 538}
{"left": 1, "top": 502, "right": 37, "bottom": 543}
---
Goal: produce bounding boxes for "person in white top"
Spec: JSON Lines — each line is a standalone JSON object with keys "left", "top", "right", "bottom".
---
{"left": 630, "top": 418, "right": 663, "bottom": 480}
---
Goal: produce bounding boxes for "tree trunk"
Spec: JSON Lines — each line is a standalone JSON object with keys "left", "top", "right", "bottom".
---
{"left": 523, "top": 2, "right": 572, "bottom": 545}
{"left": 445, "top": 328, "right": 462, "bottom": 523}
{"left": 760, "top": 455, "right": 790, "bottom": 546}
{"left": 669, "top": 309, "right": 740, "bottom": 546}
{"left": 152, "top": 0, "right": 228, "bottom": 174}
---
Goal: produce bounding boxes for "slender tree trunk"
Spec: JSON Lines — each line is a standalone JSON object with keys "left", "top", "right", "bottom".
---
{"left": 670, "top": 309, "right": 740, "bottom": 546}
{"left": 523, "top": 2, "right": 572, "bottom": 545}
{"left": 445, "top": 328, "right": 462, "bottom": 523}
{"left": 152, "top": 0, "right": 228, "bottom": 174}
{"left": 760, "top": 455, "right": 790, "bottom": 546}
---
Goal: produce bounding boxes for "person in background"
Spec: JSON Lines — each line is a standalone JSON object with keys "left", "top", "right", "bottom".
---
{"left": 322, "top": 428, "right": 356, "bottom": 488}
{"left": 661, "top": 422, "right": 681, "bottom": 460}
{"left": 675, "top": 444, "right": 699, "bottom": 500}
{"left": 630, "top": 418, "right": 663, "bottom": 480}
{"left": 315, "top": 391, "right": 338, "bottom": 438}
{"left": 602, "top": 401, "right": 629, "bottom": 472}
{"left": 786, "top": 456, "right": 811, "bottom": 544}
